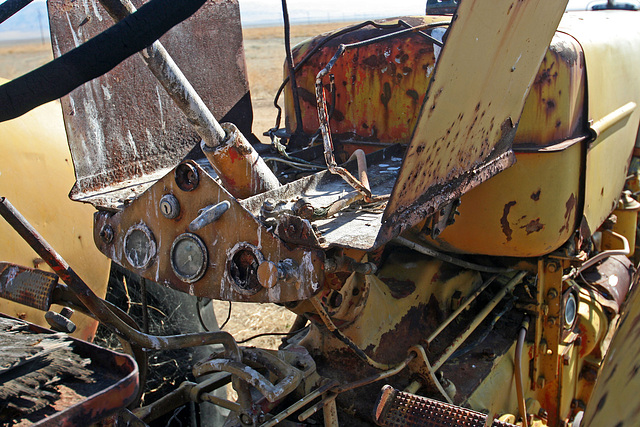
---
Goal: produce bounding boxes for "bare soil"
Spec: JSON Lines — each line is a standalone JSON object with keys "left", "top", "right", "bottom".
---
{"left": 0, "top": 22, "right": 352, "bottom": 349}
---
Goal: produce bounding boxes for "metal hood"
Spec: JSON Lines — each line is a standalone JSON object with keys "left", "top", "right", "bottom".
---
{"left": 378, "top": 0, "right": 570, "bottom": 243}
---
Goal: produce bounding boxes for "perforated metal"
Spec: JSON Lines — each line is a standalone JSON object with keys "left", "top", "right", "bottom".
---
{"left": 374, "top": 385, "right": 515, "bottom": 427}
{"left": 0, "top": 263, "right": 57, "bottom": 311}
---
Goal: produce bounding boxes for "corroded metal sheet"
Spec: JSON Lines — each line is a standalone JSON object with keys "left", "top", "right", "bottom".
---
{"left": 286, "top": 16, "right": 448, "bottom": 145}
{"left": 47, "top": 0, "right": 252, "bottom": 209}
{"left": 380, "top": 0, "right": 569, "bottom": 242}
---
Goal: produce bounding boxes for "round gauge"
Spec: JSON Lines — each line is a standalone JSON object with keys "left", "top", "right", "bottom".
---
{"left": 564, "top": 292, "right": 578, "bottom": 330}
{"left": 124, "top": 224, "right": 156, "bottom": 269}
{"left": 171, "top": 233, "right": 208, "bottom": 283}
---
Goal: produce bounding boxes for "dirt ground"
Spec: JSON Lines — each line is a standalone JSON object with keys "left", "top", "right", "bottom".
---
{"left": 0, "top": 22, "right": 353, "bottom": 349}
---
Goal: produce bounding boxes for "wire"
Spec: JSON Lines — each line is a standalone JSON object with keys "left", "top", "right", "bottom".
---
{"left": 196, "top": 298, "right": 210, "bottom": 332}
{"left": 280, "top": 0, "right": 304, "bottom": 139}
{"left": 263, "top": 157, "right": 327, "bottom": 170}
{"left": 220, "top": 301, "right": 232, "bottom": 330}
{"left": 236, "top": 327, "right": 307, "bottom": 344}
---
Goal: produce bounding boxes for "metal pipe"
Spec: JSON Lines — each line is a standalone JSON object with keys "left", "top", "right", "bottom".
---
{"left": 589, "top": 102, "right": 637, "bottom": 146}
{"left": 199, "top": 392, "right": 242, "bottom": 413}
{"left": 394, "top": 236, "right": 514, "bottom": 274}
{"left": 333, "top": 352, "right": 416, "bottom": 394}
{"left": 573, "top": 230, "right": 630, "bottom": 277}
{"left": 515, "top": 317, "right": 530, "bottom": 427}
{"left": 98, "top": 0, "right": 227, "bottom": 148}
{"left": 348, "top": 149, "right": 371, "bottom": 192}
{"left": 259, "top": 380, "right": 338, "bottom": 427}
{"left": 311, "top": 297, "right": 397, "bottom": 370}
{"left": 0, "top": 197, "right": 241, "bottom": 360}
{"left": 193, "top": 356, "right": 302, "bottom": 403}
{"left": 432, "top": 271, "right": 528, "bottom": 371}
{"left": 297, "top": 393, "right": 338, "bottom": 422}
{"left": 427, "top": 274, "right": 499, "bottom": 343}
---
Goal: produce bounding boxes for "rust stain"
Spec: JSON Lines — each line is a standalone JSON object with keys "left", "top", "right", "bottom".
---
{"left": 500, "top": 201, "right": 517, "bottom": 241}
{"left": 520, "top": 218, "right": 544, "bottom": 235}
{"left": 380, "top": 278, "right": 417, "bottom": 299}
{"left": 559, "top": 193, "right": 577, "bottom": 233}
{"left": 531, "top": 188, "right": 541, "bottom": 201}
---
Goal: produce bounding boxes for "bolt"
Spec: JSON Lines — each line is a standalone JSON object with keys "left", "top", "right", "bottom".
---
{"left": 99, "top": 225, "right": 114, "bottom": 244}
{"left": 547, "top": 262, "right": 559, "bottom": 273}
{"left": 239, "top": 413, "right": 253, "bottom": 425}
{"left": 548, "top": 316, "right": 557, "bottom": 326}
{"left": 537, "top": 376, "right": 546, "bottom": 388}
{"left": 263, "top": 198, "right": 276, "bottom": 212}
{"left": 547, "top": 288, "right": 559, "bottom": 299}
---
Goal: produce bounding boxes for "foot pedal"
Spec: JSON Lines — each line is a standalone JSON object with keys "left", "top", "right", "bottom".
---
{"left": 0, "top": 262, "right": 58, "bottom": 311}
{"left": 373, "top": 385, "right": 515, "bottom": 427}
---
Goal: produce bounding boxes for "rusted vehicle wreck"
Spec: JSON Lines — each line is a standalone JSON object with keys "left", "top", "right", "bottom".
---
{"left": 1, "top": 0, "right": 640, "bottom": 425}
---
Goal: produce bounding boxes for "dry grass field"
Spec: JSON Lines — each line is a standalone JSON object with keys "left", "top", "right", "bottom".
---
{"left": 0, "top": 22, "right": 353, "bottom": 349}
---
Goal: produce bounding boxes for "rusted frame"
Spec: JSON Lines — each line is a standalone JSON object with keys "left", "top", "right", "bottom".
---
{"left": 0, "top": 197, "right": 241, "bottom": 359}
{"left": 314, "top": 22, "right": 451, "bottom": 202}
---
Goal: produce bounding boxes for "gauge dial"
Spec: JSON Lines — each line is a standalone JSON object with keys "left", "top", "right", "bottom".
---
{"left": 124, "top": 224, "right": 156, "bottom": 269}
{"left": 171, "top": 233, "right": 208, "bottom": 283}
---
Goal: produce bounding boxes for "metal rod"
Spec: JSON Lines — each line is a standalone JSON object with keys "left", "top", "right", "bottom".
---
{"left": 394, "top": 237, "right": 514, "bottom": 274}
{"left": 515, "top": 317, "right": 530, "bottom": 427}
{"left": 200, "top": 392, "right": 243, "bottom": 413}
{"left": 0, "top": 197, "right": 241, "bottom": 359}
{"left": 574, "top": 230, "right": 630, "bottom": 276}
{"left": 432, "top": 271, "right": 528, "bottom": 371}
{"left": 311, "top": 297, "right": 397, "bottom": 370}
{"left": 0, "top": 0, "right": 34, "bottom": 24}
{"left": 297, "top": 393, "right": 338, "bottom": 422}
{"left": 427, "top": 274, "right": 499, "bottom": 343}
{"left": 333, "top": 352, "right": 415, "bottom": 394}
{"left": 98, "top": 0, "right": 227, "bottom": 148}
{"left": 589, "top": 102, "right": 637, "bottom": 146}
{"left": 259, "top": 380, "right": 338, "bottom": 427}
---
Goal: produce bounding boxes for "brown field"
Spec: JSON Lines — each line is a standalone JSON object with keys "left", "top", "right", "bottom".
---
{"left": 0, "top": 22, "right": 352, "bottom": 349}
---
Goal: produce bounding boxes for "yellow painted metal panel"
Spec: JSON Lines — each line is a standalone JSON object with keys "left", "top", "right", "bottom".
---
{"left": 426, "top": 143, "right": 582, "bottom": 257}
{"left": 559, "top": 12, "right": 640, "bottom": 232}
{"left": 0, "top": 95, "right": 110, "bottom": 341}
{"left": 381, "top": 0, "right": 569, "bottom": 241}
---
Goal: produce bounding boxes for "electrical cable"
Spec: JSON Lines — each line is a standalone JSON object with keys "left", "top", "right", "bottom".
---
{"left": 220, "top": 301, "right": 232, "bottom": 330}
{"left": 236, "top": 327, "right": 307, "bottom": 344}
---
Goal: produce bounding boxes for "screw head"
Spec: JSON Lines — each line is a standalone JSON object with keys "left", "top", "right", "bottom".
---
{"left": 99, "top": 225, "right": 114, "bottom": 244}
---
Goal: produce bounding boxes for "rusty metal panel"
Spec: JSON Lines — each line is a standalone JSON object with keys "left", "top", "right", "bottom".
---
{"left": 94, "top": 161, "right": 324, "bottom": 303}
{"left": 47, "top": 0, "right": 252, "bottom": 209}
{"left": 285, "top": 16, "right": 448, "bottom": 145}
{"left": 380, "top": 0, "right": 569, "bottom": 242}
